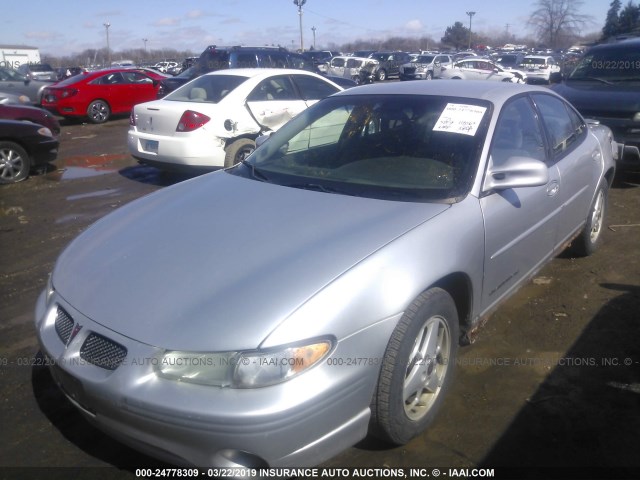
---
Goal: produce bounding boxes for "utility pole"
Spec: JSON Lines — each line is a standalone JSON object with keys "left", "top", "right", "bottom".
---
{"left": 293, "top": 0, "right": 307, "bottom": 52}
{"left": 466, "top": 11, "right": 476, "bottom": 50}
{"left": 104, "top": 22, "right": 111, "bottom": 66}
{"left": 311, "top": 26, "right": 316, "bottom": 49}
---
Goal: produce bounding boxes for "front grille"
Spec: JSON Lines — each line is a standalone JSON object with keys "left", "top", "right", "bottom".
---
{"left": 404, "top": 67, "right": 416, "bottom": 75}
{"left": 55, "top": 307, "right": 74, "bottom": 344}
{"left": 80, "top": 333, "right": 127, "bottom": 371}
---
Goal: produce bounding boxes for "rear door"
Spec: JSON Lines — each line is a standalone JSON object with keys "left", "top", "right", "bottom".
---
{"left": 120, "top": 71, "right": 158, "bottom": 112}
{"left": 532, "top": 93, "right": 597, "bottom": 247}
{"left": 246, "top": 75, "right": 307, "bottom": 130}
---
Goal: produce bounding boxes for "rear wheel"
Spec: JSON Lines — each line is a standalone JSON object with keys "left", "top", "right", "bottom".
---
{"left": 370, "top": 288, "right": 458, "bottom": 444}
{"left": 0, "top": 141, "right": 30, "bottom": 184}
{"left": 87, "top": 100, "right": 110, "bottom": 124}
{"left": 224, "top": 138, "right": 256, "bottom": 167}
{"left": 571, "top": 183, "right": 608, "bottom": 257}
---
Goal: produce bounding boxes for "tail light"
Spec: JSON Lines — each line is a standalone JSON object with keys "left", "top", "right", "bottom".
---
{"left": 176, "top": 110, "right": 210, "bottom": 132}
{"left": 59, "top": 88, "right": 79, "bottom": 98}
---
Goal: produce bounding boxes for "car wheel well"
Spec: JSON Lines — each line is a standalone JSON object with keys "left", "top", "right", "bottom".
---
{"left": 430, "top": 273, "right": 473, "bottom": 342}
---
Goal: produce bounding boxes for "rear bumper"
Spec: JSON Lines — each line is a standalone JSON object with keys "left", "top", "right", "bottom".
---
{"left": 127, "top": 130, "right": 227, "bottom": 169}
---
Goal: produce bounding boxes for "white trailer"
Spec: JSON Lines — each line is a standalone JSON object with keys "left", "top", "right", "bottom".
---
{"left": 0, "top": 45, "right": 41, "bottom": 69}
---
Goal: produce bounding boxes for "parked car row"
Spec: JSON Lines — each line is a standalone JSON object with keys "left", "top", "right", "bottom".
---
{"left": 0, "top": 100, "right": 60, "bottom": 183}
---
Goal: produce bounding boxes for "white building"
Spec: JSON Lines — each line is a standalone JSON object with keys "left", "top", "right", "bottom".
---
{"left": 0, "top": 45, "right": 41, "bottom": 69}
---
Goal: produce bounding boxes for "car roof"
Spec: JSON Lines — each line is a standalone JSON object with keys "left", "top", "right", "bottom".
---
{"left": 332, "top": 79, "right": 551, "bottom": 106}
{"left": 203, "top": 68, "right": 329, "bottom": 79}
{"left": 523, "top": 55, "right": 553, "bottom": 59}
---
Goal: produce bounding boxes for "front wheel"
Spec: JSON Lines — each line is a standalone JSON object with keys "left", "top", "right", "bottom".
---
{"left": 370, "top": 288, "right": 459, "bottom": 445}
{"left": 0, "top": 141, "right": 31, "bottom": 184}
{"left": 224, "top": 138, "right": 256, "bottom": 167}
{"left": 377, "top": 69, "right": 387, "bottom": 81}
{"left": 425, "top": 71, "right": 433, "bottom": 80}
{"left": 87, "top": 100, "right": 110, "bottom": 124}
{"left": 571, "top": 183, "right": 608, "bottom": 257}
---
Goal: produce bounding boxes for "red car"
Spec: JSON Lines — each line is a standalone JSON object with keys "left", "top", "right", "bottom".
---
{"left": 41, "top": 68, "right": 161, "bottom": 124}
{"left": 0, "top": 103, "right": 61, "bottom": 139}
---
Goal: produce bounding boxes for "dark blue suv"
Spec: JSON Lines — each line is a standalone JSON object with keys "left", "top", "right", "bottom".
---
{"left": 551, "top": 38, "right": 640, "bottom": 170}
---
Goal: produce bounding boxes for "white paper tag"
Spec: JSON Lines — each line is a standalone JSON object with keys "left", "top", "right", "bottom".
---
{"left": 433, "top": 103, "right": 487, "bottom": 136}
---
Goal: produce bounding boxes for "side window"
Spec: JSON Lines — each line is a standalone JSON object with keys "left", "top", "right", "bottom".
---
{"left": 235, "top": 53, "right": 258, "bottom": 68}
{"left": 292, "top": 75, "right": 340, "bottom": 101}
{"left": 269, "top": 53, "right": 288, "bottom": 68}
{"left": 93, "top": 72, "right": 124, "bottom": 85}
{"left": 533, "top": 93, "right": 583, "bottom": 157}
{"left": 247, "top": 76, "right": 297, "bottom": 101}
{"left": 122, "top": 72, "right": 151, "bottom": 84}
{"left": 490, "top": 96, "right": 546, "bottom": 166}
{"left": 331, "top": 57, "right": 345, "bottom": 68}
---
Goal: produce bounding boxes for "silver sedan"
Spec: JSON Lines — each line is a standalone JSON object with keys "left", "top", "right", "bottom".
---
{"left": 35, "top": 80, "right": 616, "bottom": 469}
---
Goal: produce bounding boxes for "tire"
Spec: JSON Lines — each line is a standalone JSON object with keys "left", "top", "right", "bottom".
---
{"left": 352, "top": 76, "right": 362, "bottom": 85}
{"left": 224, "top": 138, "right": 256, "bottom": 167}
{"left": 377, "top": 69, "right": 387, "bottom": 81}
{"left": 370, "top": 288, "right": 459, "bottom": 445}
{"left": 87, "top": 100, "right": 110, "bottom": 124}
{"left": 425, "top": 71, "right": 433, "bottom": 80}
{"left": 0, "top": 141, "right": 31, "bottom": 184}
{"left": 571, "top": 182, "right": 608, "bottom": 257}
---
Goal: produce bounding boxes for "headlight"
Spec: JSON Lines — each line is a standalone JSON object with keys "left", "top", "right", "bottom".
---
{"left": 45, "top": 273, "right": 55, "bottom": 305}
{"left": 416, "top": 66, "right": 426, "bottom": 72}
{"left": 156, "top": 339, "right": 332, "bottom": 388}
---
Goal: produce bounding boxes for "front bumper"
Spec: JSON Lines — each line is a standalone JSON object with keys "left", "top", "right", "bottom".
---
{"left": 35, "top": 291, "right": 389, "bottom": 467}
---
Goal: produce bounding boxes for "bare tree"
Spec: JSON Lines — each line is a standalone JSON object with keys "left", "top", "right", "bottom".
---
{"left": 528, "top": 0, "right": 593, "bottom": 48}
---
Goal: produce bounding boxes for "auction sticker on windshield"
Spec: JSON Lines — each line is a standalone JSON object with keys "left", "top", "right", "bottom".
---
{"left": 433, "top": 103, "right": 487, "bottom": 136}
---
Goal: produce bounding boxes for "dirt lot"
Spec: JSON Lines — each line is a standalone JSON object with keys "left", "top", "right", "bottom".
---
{"left": 0, "top": 118, "right": 639, "bottom": 479}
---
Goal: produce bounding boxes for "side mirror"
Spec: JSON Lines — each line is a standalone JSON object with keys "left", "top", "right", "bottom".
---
{"left": 255, "top": 133, "right": 273, "bottom": 148}
{"left": 483, "top": 156, "right": 549, "bottom": 192}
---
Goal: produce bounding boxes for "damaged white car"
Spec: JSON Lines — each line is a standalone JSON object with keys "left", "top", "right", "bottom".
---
{"left": 128, "top": 68, "right": 343, "bottom": 171}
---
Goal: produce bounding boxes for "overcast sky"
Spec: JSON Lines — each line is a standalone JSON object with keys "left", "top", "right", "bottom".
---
{"left": 2, "top": 0, "right": 610, "bottom": 57}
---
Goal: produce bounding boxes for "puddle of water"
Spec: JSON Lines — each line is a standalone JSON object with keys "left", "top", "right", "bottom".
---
{"left": 60, "top": 166, "right": 116, "bottom": 180}
{"left": 66, "top": 189, "right": 120, "bottom": 201}
{"left": 47, "top": 154, "right": 130, "bottom": 181}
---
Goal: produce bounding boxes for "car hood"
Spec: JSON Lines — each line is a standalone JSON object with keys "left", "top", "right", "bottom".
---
{"left": 551, "top": 81, "right": 640, "bottom": 114}
{"left": 53, "top": 171, "right": 449, "bottom": 352}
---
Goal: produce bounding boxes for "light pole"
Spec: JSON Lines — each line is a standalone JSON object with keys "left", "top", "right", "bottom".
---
{"left": 143, "top": 38, "right": 148, "bottom": 53}
{"left": 103, "top": 22, "right": 111, "bottom": 66}
{"left": 466, "top": 11, "right": 476, "bottom": 50}
{"left": 293, "top": 0, "right": 307, "bottom": 52}
{"left": 311, "top": 26, "right": 316, "bottom": 49}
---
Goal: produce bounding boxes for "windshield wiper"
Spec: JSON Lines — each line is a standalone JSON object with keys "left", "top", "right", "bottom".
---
{"left": 287, "top": 182, "right": 361, "bottom": 196}
{"left": 241, "top": 160, "right": 271, "bottom": 183}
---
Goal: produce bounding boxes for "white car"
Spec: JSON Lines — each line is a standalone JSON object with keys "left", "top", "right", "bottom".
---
{"left": 128, "top": 68, "right": 343, "bottom": 171}
{"left": 518, "top": 55, "right": 562, "bottom": 83}
{"left": 440, "top": 58, "right": 525, "bottom": 83}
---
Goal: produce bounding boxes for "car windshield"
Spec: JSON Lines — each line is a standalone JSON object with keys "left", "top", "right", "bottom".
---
{"left": 234, "top": 94, "right": 491, "bottom": 202}
{"left": 498, "top": 56, "right": 518, "bottom": 66}
{"left": 0, "top": 68, "right": 25, "bottom": 81}
{"left": 164, "top": 74, "right": 247, "bottom": 103}
{"left": 29, "top": 64, "right": 54, "bottom": 72}
{"left": 175, "top": 66, "right": 197, "bottom": 79}
{"left": 519, "top": 58, "right": 546, "bottom": 67}
{"left": 568, "top": 47, "right": 640, "bottom": 82}
{"left": 415, "top": 56, "right": 436, "bottom": 63}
